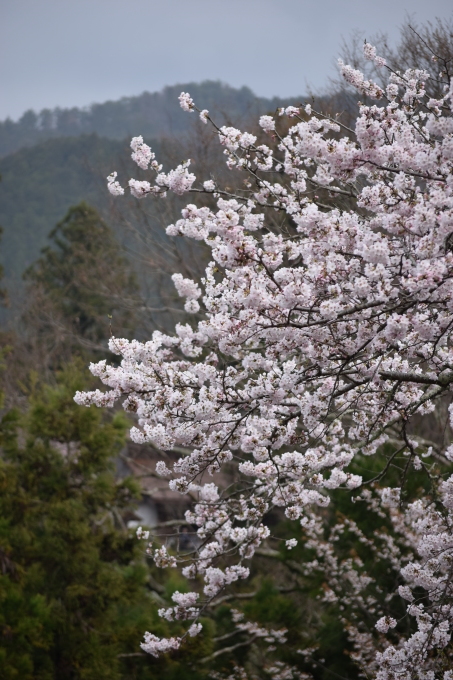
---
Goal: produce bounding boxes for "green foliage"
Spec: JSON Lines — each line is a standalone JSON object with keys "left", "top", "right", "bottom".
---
{"left": 0, "top": 364, "right": 217, "bottom": 679}
{"left": 0, "top": 135, "right": 127, "bottom": 302}
{"left": 0, "top": 133, "right": 204, "bottom": 324}
{"left": 0, "top": 225, "right": 7, "bottom": 307}
{"left": 0, "top": 365, "right": 152, "bottom": 679}
{"left": 24, "top": 202, "right": 139, "bottom": 349}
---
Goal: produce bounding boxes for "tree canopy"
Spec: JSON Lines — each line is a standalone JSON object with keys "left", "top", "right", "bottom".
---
{"left": 23, "top": 203, "right": 139, "bottom": 364}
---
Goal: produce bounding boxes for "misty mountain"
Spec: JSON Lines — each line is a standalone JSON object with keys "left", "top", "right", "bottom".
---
{"left": 0, "top": 81, "right": 312, "bottom": 323}
{"left": 0, "top": 135, "right": 128, "bottom": 292}
{"left": 0, "top": 81, "right": 305, "bottom": 158}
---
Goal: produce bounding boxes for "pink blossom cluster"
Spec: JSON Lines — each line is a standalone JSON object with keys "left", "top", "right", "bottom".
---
{"left": 130, "top": 135, "right": 156, "bottom": 170}
{"left": 107, "top": 149, "right": 194, "bottom": 199}
{"left": 76, "top": 42, "right": 453, "bottom": 673}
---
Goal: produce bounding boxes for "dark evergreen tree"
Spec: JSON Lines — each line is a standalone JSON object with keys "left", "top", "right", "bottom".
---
{"left": 0, "top": 366, "right": 150, "bottom": 679}
{"left": 0, "top": 365, "right": 214, "bottom": 679}
{"left": 23, "top": 203, "right": 140, "bottom": 364}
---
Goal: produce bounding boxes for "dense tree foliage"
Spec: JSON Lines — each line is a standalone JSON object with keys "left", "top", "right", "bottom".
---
{"left": 0, "top": 132, "right": 217, "bottom": 319}
{"left": 0, "top": 366, "right": 153, "bottom": 679}
{"left": 0, "top": 135, "right": 127, "bottom": 300}
{"left": 23, "top": 203, "right": 139, "bottom": 358}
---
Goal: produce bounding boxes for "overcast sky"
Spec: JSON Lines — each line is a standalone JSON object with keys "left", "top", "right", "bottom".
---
{"left": 1, "top": 0, "right": 452, "bottom": 121}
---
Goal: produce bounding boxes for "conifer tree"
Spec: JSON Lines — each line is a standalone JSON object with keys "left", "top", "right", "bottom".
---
{"left": 0, "top": 366, "right": 153, "bottom": 680}
{"left": 23, "top": 203, "right": 139, "bottom": 363}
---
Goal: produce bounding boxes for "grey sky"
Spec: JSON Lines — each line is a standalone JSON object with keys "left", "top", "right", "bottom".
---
{"left": 1, "top": 0, "right": 452, "bottom": 121}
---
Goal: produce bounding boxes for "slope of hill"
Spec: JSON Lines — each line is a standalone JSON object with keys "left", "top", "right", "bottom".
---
{"left": 0, "top": 81, "right": 309, "bottom": 324}
{"left": 0, "top": 135, "right": 129, "bottom": 290}
{"left": 0, "top": 81, "right": 305, "bottom": 158}
{"left": 0, "top": 132, "right": 212, "bottom": 324}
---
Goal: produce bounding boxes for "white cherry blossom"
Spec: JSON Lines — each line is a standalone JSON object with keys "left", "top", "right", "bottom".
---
{"left": 76, "top": 43, "right": 453, "bottom": 673}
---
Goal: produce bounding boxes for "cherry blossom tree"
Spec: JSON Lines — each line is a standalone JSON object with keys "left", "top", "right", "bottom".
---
{"left": 75, "top": 41, "right": 453, "bottom": 679}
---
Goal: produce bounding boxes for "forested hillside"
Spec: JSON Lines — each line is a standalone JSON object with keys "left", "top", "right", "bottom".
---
{"left": 0, "top": 136, "right": 126, "bottom": 289}
{"left": 0, "top": 81, "right": 305, "bottom": 316}
{"left": 2, "top": 15, "right": 453, "bottom": 680}
{"left": 0, "top": 81, "right": 304, "bottom": 158}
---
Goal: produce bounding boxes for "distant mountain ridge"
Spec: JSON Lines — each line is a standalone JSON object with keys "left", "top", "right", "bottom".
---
{"left": 0, "top": 81, "right": 308, "bottom": 324}
{"left": 0, "top": 81, "right": 305, "bottom": 158}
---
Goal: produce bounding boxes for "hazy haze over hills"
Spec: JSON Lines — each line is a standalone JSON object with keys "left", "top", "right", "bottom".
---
{"left": 0, "top": 81, "right": 304, "bottom": 158}
{"left": 2, "top": 0, "right": 451, "bottom": 121}
{"left": 0, "top": 80, "right": 305, "bottom": 315}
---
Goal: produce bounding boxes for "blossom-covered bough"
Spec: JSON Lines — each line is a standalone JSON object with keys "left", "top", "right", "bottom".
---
{"left": 75, "top": 43, "right": 453, "bottom": 677}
